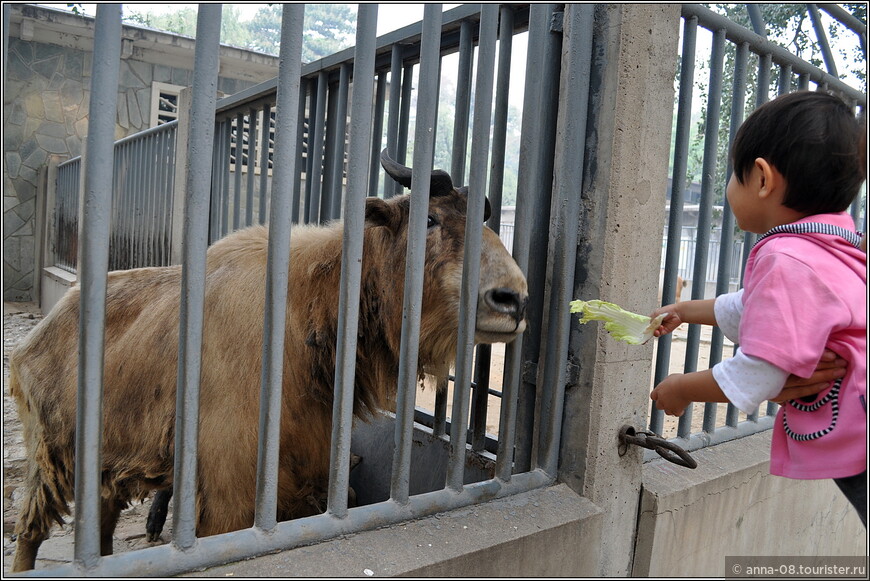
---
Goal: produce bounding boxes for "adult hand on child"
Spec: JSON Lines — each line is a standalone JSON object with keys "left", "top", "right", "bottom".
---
{"left": 771, "top": 350, "right": 847, "bottom": 403}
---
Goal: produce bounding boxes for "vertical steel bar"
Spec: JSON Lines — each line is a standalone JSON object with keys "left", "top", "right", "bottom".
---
{"left": 535, "top": 2, "right": 594, "bottom": 476}
{"left": 778, "top": 63, "right": 793, "bottom": 95}
{"left": 369, "top": 71, "right": 387, "bottom": 197}
{"left": 172, "top": 4, "right": 222, "bottom": 551}
{"left": 307, "top": 71, "right": 328, "bottom": 223}
{"left": 328, "top": 3, "right": 377, "bottom": 518}
{"left": 396, "top": 64, "right": 413, "bottom": 172}
{"left": 208, "top": 122, "right": 222, "bottom": 243}
{"left": 390, "top": 4, "right": 442, "bottom": 505}
{"left": 128, "top": 140, "right": 138, "bottom": 268}
{"left": 109, "top": 145, "right": 121, "bottom": 271}
{"left": 650, "top": 16, "right": 697, "bottom": 436}
{"left": 705, "top": 41, "right": 747, "bottom": 433}
{"left": 147, "top": 132, "right": 158, "bottom": 265}
{"left": 329, "top": 63, "right": 350, "bottom": 221}
{"left": 167, "top": 124, "right": 178, "bottom": 263}
{"left": 304, "top": 82, "right": 316, "bottom": 218}
{"left": 797, "top": 72, "right": 810, "bottom": 90}
{"left": 808, "top": 4, "right": 839, "bottom": 77}
{"left": 233, "top": 112, "right": 244, "bottom": 229}
{"left": 260, "top": 103, "right": 273, "bottom": 224}
{"left": 451, "top": 20, "right": 473, "bottom": 185}
{"left": 255, "top": 3, "right": 304, "bottom": 531}
{"left": 290, "top": 89, "right": 310, "bottom": 224}
{"left": 678, "top": 28, "right": 724, "bottom": 439}
{"left": 491, "top": 4, "right": 520, "bottom": 480}
{"left": 292, "top": 87, "right": 306, "bottom": 224}
{"left": 446, "top": 3, "right": 497, "bottom": 491}
{"left": 221, "top": 118, "right": 232, "bottom": 238}
{"left": 433, "top": 376, "right": 449, "bottom": 436}
{"left": 156, "top": 128, "right": 167, "bottom": 263}
{"left": 73, "top": 4, "right": 121, "bottom": 569}
{"left": 746, "top": 4, "right": 765, "bottom": 36}
{"left": 246, "top": 106, "right": 258, "bottom": 226}
{"left": 472, "top": 5, "right": 515, "bottom": 454}
{"left": 508, "top": 3, "right": 560, "bottom": 472}
{"left": 141, "top": 135, "right": 150, "bottom": 265}
{"left": 384, "top": 45, "right": 404, "bottom": 198}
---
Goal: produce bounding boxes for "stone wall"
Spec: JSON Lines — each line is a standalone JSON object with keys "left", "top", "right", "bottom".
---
{"left": 3, "top": 4, "right": 278, "bottom": 301}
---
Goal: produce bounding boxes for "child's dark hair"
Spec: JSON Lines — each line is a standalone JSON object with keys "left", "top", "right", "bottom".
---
{"left": 730, "top": 90, "right": 864, "bottom": 215}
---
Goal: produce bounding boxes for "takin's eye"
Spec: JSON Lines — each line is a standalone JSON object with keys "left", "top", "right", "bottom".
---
{"left": 427, "top": 215, "right": 439, "bottom": 229}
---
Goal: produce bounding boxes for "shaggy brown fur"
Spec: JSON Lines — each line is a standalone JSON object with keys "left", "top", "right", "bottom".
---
{"left": 10, "top": 183, "right": 527, "bottom": 571}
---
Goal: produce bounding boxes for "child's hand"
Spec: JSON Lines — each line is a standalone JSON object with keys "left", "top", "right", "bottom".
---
{"left": 650, "top": 304, "right": 683, "bottom": 338}
{"left": 650, "top": 374, "right": 692, "bottom": 416}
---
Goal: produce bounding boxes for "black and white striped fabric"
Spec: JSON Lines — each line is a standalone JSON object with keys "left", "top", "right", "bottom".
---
{"left": 754, "top": 222, "right": 864, "bottom": 249}
{"left": 782, "top": 379, "right": 842, "bottom": 442}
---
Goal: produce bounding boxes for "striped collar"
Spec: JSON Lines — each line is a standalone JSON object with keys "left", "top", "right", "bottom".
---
{"left": 754, "top": 221, "right": 864, "bottom": 249}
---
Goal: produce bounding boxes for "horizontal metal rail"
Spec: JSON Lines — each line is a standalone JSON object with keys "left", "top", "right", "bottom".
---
{"left": 22, "top": 470, "right": 554, "bottom": 577}
{"left": 681, "top": 3, "right": 865, "bottom": 106}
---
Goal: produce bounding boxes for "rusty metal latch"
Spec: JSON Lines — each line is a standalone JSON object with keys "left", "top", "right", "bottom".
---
{"left": 618, "top": 425, "right": 698, "bottom": 469}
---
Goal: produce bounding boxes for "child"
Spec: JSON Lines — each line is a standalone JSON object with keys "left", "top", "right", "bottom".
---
{"left": 650, "top": 90, "right": 866, "bottom": 526}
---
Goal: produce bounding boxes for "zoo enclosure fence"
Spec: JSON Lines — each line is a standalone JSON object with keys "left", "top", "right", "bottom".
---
{"left": 29, "top": 3, "right": 580, "bottom": 576}
{"left": 22, "top": 2, "right": 868, "bottom": 577}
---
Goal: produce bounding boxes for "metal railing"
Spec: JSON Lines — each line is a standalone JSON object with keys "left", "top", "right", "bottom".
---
{"left": 32, "top": 4, "right": 579, "bottom": 576}
{"left": 650, "top": 3, "right": 866, "bottom": 451}
{"left": 50, "top": 121, "right": 178, "bottom": 273}
{"left": 54, "top": 158, "right": 80, "bottom": 273}
{"left": 110, "top": 122, "right": 178, "bottom": 270}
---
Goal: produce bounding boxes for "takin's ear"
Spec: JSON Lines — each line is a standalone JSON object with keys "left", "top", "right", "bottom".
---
{"left": 456, "top": 186, "right": 492, "bottom": 222}
{"left": 364, "top": 197, "right": 402, "bottom": 234}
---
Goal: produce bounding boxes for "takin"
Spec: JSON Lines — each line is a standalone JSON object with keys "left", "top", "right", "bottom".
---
{"left": 9, "top": 150, "right": 528, "bottom": 571}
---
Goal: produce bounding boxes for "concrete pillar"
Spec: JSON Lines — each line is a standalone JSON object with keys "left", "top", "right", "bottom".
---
{"left": 555, "top": 4, "right": 680, "bottom": 576}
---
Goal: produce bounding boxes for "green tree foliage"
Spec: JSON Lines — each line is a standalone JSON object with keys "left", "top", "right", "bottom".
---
{"left": 123, "top": 4, "right": 356, "bottom": 61}
{"left": 682, "top": 4, "right": 866, "bottom": 210}
{"left": 245, "top": 5, "right": 283, "bottom": 55}
{"left": 301, "top": 4, "right": 357, "bottom": 62}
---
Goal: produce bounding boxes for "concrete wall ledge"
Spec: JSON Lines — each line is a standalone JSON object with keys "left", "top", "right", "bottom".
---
{"left": 40, "top": 266, "right": 76, "bottom": 315}
{"left": 184, "top": 483, "right": 603, "bottom": 577}
{"left": 633, "top": 430, "right": 867, "bottom": 577}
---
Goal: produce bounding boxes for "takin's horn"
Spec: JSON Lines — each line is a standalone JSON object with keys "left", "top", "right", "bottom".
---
{"left": 380, "top": 148, "right": 455, "bottom": 197}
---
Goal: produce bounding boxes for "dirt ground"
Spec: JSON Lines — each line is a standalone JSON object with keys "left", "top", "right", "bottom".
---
{"left": 1, "top": 301, "right": 723, "bottom": 572}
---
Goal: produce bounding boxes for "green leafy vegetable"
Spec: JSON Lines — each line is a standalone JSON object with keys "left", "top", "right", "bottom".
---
{"left": 569, "top": 299, "right": 664, "bottom": 345}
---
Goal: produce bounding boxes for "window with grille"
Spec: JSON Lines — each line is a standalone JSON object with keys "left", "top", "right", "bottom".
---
{"left": 150, "top": 82, "right": 185, "bottom": 127}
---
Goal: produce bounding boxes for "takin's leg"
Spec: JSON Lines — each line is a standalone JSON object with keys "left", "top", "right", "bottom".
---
{"left": 11, "top": 475, "right": 68, "bottom": 572}
{"left": 11, "top": 437, "right": 72, "bottom": 571}
{"left": 11, "top": 528, "right": 48, "bottom": 573}
{"left": 100, "top": 497, "right": 124, "bottom": 556}
{"left": 145, "top": 488, "right": 172, "bottom": 542}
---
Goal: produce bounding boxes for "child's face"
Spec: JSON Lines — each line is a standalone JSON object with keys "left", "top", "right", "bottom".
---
{"left": 726, "top": 169, "right": 763, "bottom": 233}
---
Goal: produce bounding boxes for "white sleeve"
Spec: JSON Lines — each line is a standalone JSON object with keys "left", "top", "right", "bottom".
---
{"left": 712, "top": 347, "right": 789, "bottom": 414}
{"left": 714, "top": 289, "right": 744, "bottom": 344}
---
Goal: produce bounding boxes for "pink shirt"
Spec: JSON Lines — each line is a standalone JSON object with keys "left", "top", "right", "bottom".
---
{"left": 740, "top": 213, "right": 866, "bottom": 479}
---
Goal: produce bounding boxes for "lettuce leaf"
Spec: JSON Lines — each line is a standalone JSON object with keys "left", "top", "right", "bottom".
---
{"left": 569, "top": 299, "right": 664, "bottom": 345}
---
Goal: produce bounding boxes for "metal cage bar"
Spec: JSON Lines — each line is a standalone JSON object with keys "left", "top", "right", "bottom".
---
{"left": 446, "top": 3, "right": 498, "bottom": 492}
{"left": 677, "top": 27, "right": 725, "bottom": 439}
{"left": 171, "top": 3, "right": 222, "bottom": 551}
{"left": 390, "top": 3, "right": 443, "bottom": 506}
{"left": 73, "top": 4, "right": 122, "bottom": 569}
{"left": 253, "top": 4, "right": 305, "bottom": 531}
{"left": 328, "top": 3, "right": 378, "bottom": 518}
